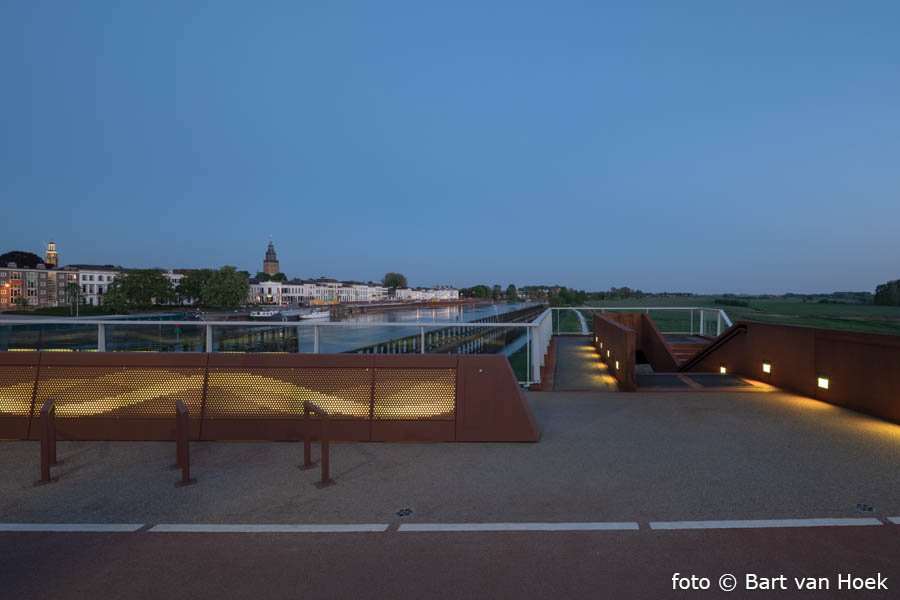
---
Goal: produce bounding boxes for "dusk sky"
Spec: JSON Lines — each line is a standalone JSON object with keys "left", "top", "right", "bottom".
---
{"left": 2, "top": 1, "right": 898, "bottom": 294}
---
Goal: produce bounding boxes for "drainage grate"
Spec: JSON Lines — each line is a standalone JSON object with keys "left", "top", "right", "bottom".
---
{"left": 396, "top": 508, "right": 413, "bottom": 518}
{"left": 856, "top": 503, "right": 875, "bottom": 513}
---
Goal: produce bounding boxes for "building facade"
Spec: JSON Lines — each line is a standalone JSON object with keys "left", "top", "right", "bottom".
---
{"left": 262, "top": 241, "right": 280, "bottom": 277}
{"left": 0, "top": 263, "right": 72, "bottom": 309}
{"left": 247, "top": 278, "right": 445, "bottom": 305}
{"left": 62, "top": 265, "right": 122, "bottom": 307}
{"left": 44, "top": 241, "right": 58, "bottom": 268}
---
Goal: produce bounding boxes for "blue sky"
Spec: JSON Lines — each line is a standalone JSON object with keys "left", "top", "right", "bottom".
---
{"left": 2, "top": 1, "right": 898, "bottom": 293}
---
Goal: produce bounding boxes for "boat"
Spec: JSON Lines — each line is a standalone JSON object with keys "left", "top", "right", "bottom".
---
{"left": 299, "top": 309, "right": 331, "bottom": 320}
{"left": 250, "top": 308, "right": 303, "bottom": 321}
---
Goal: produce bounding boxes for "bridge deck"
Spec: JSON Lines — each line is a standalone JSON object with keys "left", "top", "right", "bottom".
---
{"left": 1, "top": 390, "right": 898, "bottom": 598}
{"left": 552, "top": 336, "right": 617, "bottom": 391}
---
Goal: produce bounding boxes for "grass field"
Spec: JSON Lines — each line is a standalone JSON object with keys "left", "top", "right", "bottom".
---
{"left": 585, "top": 296, "right": 900, "bottom": 335}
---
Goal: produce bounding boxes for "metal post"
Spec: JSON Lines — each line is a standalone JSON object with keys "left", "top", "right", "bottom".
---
{"left": 97, "top": 323, "right": 106, "bottom": 352}
{"left": 313, "top": 325, "right": 320, "bottom": 354}
{"left": 296, "top": 325, "right": 302, "bottom": 353}
{"left": 690, "top": 310, "right": 694, "bottom": 335}
{"left": 699, "top": 310, "right": 704, "bottom": 337}
{"left": 420, "top": 326, "right": 425, "bottom": 354}
{"left": 174, "top": 400, "right": 196, "bottom": 487}
{"left": 35, "top": 399, "right": 58, "bottom": 485}
{"left": 300, "top": 401, "right": 333, "bottom": 487}
{"left": 717, "top": 312, "right": 722, "bottom": 336}
{"left": 526, "top": 325, "right": 531, "bottom": 385}
{"left": 205, "top": 325, "right": 213, "bottom": 353}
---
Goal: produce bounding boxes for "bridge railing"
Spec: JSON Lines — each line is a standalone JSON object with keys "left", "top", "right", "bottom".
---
{"left": 0, "top": 318, "right": 548, "bottom": 386}
{"left": 0, "top": 306, "right": 730, "bottom": 387}
{"left": 550, "top": 307, "right": 732, "bottom": 338}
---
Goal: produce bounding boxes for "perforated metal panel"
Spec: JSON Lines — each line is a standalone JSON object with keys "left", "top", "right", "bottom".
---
{"left": 35, "top": 367, "right": 204, "bottom": 418}
{"left": 373, "top": 368, "right": 456, "bottom": 420}
{"left": 0, "top": 366, "right": 37, "bottom": 416}
{"left": 205, "top": 368, "right": 372, "bottom": 419}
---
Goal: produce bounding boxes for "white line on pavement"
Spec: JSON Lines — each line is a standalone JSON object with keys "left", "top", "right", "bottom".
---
{"left": 398, "top": 522, "right": 640, "bottom": 532}
{"left": 0, "top": 523, "right": 144, "bottom": 532}
{"left": 650, "top": 518, "right": 883, "bottom": 530}
{"left": 149, "top": 524, "right": 389, "bottom": 533}
{"left": 888, "top": 517, "right": 900, "bottom": 525}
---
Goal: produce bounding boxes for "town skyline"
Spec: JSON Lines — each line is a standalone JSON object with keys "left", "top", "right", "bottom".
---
{"left": 0, "top": 238, "right": 886, "bottom": 297}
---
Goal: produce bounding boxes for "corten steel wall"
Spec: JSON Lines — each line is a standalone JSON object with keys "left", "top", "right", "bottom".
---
{"left": 0, "top": 352, "right": 539, "bottom": 442}
{"left": 686, "top": 321, "right": 900, "bottom": 424}
{"left": 592, "top": 314, "right": 636, "bottom": 391}
{"left": 602, "top": 313, "right": 680, "bottom": 373}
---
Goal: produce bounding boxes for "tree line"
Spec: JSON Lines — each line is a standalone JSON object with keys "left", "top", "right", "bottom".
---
{"left": 101, "top": 267, "right": 249, "bottom": 313}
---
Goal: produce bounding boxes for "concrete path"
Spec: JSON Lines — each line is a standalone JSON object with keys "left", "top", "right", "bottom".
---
{"left": 2, "top": 390, "right": 899, "bottom": 598}
{"left": 553, "top": 336, "right": 617, "bottom": 391}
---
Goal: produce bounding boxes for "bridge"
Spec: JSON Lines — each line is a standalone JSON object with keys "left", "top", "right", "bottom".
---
{"left": 0, "top": 307, "right": 898, "bottom": 597}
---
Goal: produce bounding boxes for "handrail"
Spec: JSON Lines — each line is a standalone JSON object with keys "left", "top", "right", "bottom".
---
{"left": 678, "top": 323, "right": 748, "bottom": 372}
{"left": 35, "top": 398, "right": 59, "bottom": 485}
{"left": 300, "top": 400, "right": 334, "bottom": 487}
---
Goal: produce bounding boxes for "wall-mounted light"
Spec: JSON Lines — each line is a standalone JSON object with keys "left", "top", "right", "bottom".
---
{"left": 719, "top": 365, "right": 727, "bottom": 374}
{"left": 762, "top": 361, "right": 772, "bottom": 374}
{"left": 599, "top": 342, "right": 603, "bottom": 349}
{"left": 615, "top": 360, "right": 620, "bottom": 370}
{"left": 606, "top": 349, "right": 611, "bottom": 358}
{"left": 817, "top": 376, "right": 829, "bottom": 390}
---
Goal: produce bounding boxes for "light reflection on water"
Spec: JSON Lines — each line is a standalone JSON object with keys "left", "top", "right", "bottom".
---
{"left": 306, "top": 303, "right": 536, "bottom": 353}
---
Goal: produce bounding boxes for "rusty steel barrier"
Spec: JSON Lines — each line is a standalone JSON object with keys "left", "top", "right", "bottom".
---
{"left": 35, "top": 398, "right": 59, "bottom": 486}
{"left": 171, "top": 400, "right": 196, "bottom": 487}
{"left": 0, "top": 352, "right": 540, "bottom": 443}
{"left": 300, "top": 400, "right": 333, "bottom": 487}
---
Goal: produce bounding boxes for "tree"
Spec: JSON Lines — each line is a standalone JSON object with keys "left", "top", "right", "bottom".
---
{"left": 492, "top": 285, "right": 502, "bottom": 301}
{"left": 101, "top": 284, "right": 131, "bottom": 314}
{"left": 0, "top": 250, "right": 43, "bottom": 268}
{"left": 271, "top": 272, "right": 287, "bottom": 282}
{"left": 506, "top": 284, "right": 518, "bottom": 301}
{"left": 382, "top": 272, "right": 408, "bottom": 288}
{"left": 202, "top": 266, "right": 249, "bottom": 309}
{"left": 13, "top": 296, "right": 30, "bottom": 309}
{"left": 177, "top": 269, "right": 214, "bottom": 305}
{"left": 874, "top": 280, "right": 900, "bottom": 306}
{"left": 460, "top": 284, "right": 491, "bottom": 299}
{"left": 255, "top": 272, "right": 272, "bottom": 282}
{"left": 103, "top": 270, "right": 175, "bottom": 310}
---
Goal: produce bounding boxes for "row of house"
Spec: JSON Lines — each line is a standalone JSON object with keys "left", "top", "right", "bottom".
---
{"left": 249, "top": 279, "right": 459, "bottom": 305}
{"left": 1, "top": 263, "right": 459, "bottom": 310}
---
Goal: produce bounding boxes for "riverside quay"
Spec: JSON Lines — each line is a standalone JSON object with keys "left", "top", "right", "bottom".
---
{"left": 1, "top": 306, "right": 898, "bottom": 598}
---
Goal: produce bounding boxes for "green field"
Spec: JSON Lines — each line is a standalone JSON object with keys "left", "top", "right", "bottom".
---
{"left": 585, "top": 296, "right": 900, "bottom": 335}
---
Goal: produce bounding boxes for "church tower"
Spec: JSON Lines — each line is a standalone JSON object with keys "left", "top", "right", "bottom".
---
{"left": 45, "top": 241, "right": 58, "bottom": 268}
{"left": 263, "top": 240, "right": 280, "bottom": 276}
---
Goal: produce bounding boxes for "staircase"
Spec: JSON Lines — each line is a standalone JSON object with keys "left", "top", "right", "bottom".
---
{"left": 665, "top": 336, "right": 713, "bottom": 366}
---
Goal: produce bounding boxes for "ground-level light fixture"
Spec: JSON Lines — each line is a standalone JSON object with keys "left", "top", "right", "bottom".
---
{"left": 817, "top": 376, "right": 830, "bottom": 390}
{"left": 606, "top": 349, "right": 611, "bottom": 358}
{"left": 762, "top": 361, "right": 772, "bottom": 374}
{"left": 615, "top": 360, "right": 620, "bottom": 370}
{"left": 719, "top": 365, "right": 727, "bottom": 374}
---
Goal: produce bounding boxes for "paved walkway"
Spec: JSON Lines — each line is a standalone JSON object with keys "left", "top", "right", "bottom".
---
{"left": 553, "top": 336, "right": 617, "bottom": 391}
{"left": 2, "top": 390, "right": 898, "bottom": 598}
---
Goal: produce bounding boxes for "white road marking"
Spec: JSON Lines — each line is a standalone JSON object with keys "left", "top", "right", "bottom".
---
{"left": 888, "top": 517, "right": 900, "bottom": 525}
{"left": 398, "top": 522, "right": 640, "bottom": 532}
{"left": 0, "top": 523, "right": 144, "bottom": 532}
{"left": 650, "top": 518, "right": 883, "bottom": 530}
{"left": 149, "top": 524, "right": 389, "bottom": 533}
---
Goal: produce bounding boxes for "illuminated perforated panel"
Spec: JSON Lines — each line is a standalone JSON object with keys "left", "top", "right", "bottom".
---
{"left": 0, "top": 366, "right": 37, "bottom": 417}
{"left": 205, "top": 368, "right": 372, "bottom": 419}
{"left": 373, "top": 368, "right": 456, "bottom": 420}
{"left": 35, "top": 367, "right": 204, "bottom": 418}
